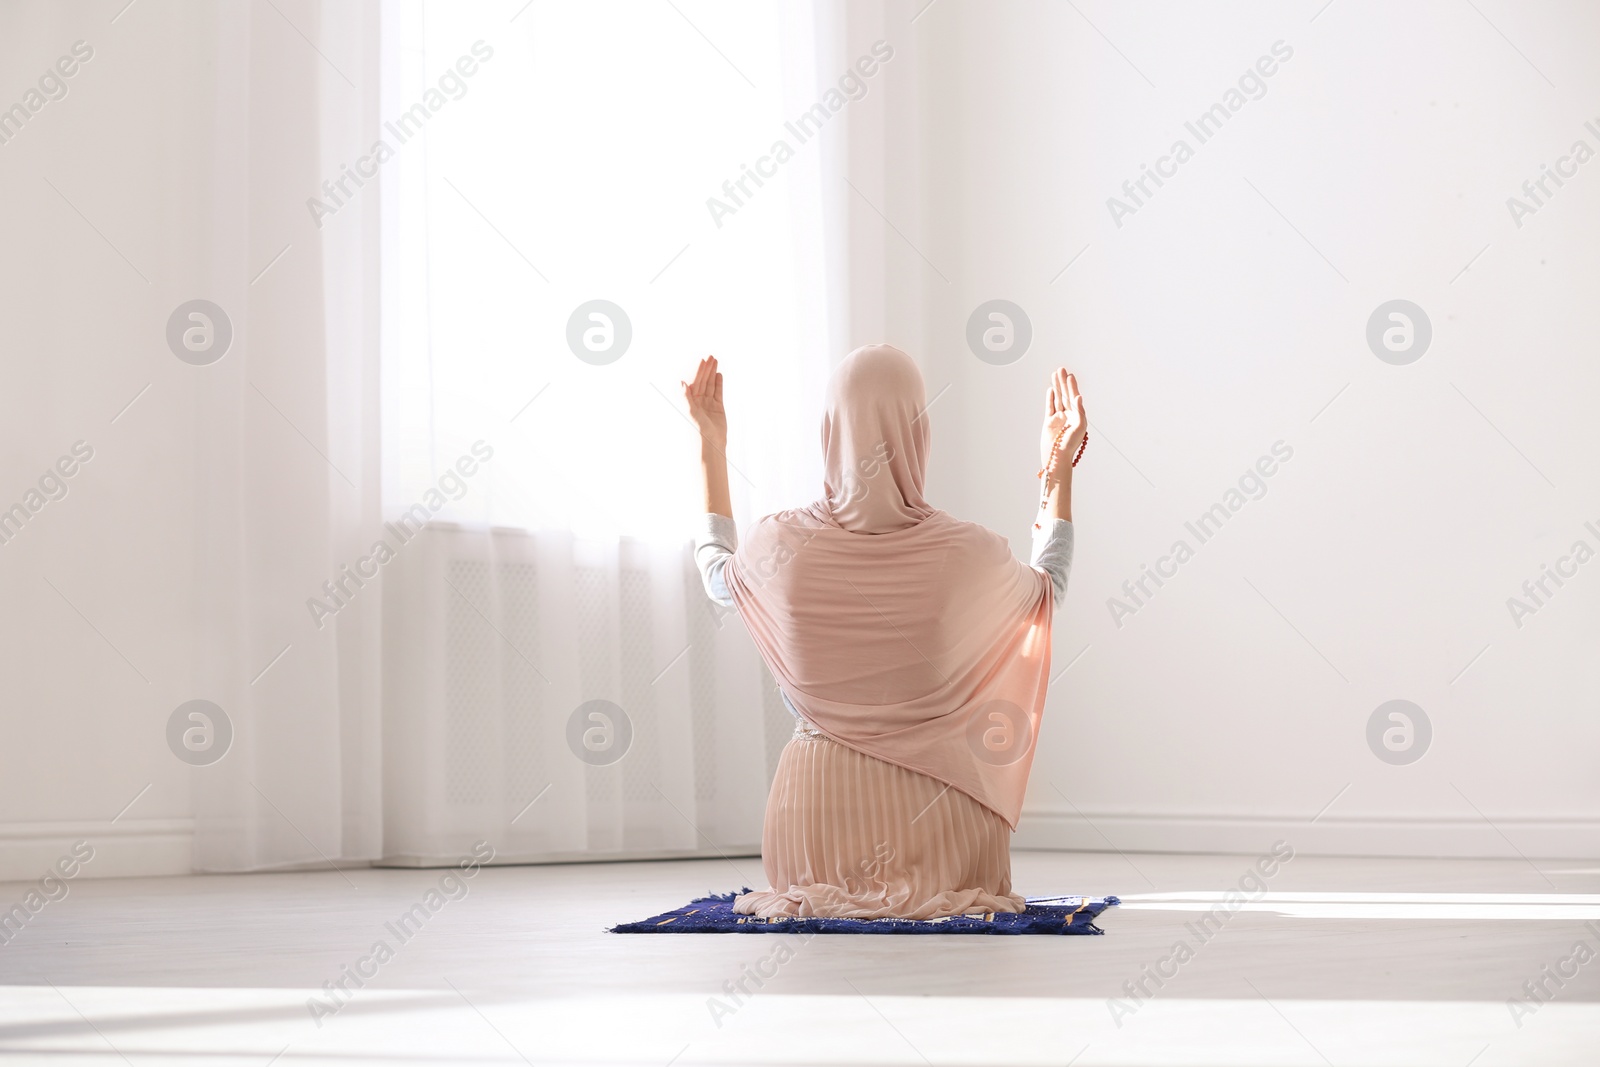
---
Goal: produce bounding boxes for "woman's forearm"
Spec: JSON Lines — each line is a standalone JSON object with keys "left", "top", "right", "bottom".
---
{"left": 700, "top": 439, "right": 733, "bottom": 518}
{"left": 683, "top": 356, "right": 732, "bottom": 517}
{"left": 1042, "top": 469, "right": 1072, "bottom": 523}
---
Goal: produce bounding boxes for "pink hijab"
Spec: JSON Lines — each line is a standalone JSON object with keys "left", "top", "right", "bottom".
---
{"left": 724, "top": 344, "right": 1054, "bottom": 828}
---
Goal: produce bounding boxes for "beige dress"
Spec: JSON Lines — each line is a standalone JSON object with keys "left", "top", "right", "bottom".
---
{"left": 732, "top": 719, "right": 1026, "bottom": 919}
{"left": 695, "top": 512, "right": 1073, "bottom": 920}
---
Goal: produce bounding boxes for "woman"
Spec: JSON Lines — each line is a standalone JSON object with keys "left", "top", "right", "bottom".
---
{"left": 682, "top": 344, "right": 1086, "bottom": 919}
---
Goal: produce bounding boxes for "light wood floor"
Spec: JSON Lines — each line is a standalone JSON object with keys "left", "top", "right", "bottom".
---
{"left": 1, "top": 850, "right": 1596, "bottom": 1065}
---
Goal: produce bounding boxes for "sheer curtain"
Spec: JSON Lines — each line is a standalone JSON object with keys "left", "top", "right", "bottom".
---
{"left": 0, "top": 0, "right": 390, "bottom": 878}
{"left": 376, "top": 1, "right": 847, "bottom": 863}
{"left": 190, "top": 0, "right": 386, "bottom": 871}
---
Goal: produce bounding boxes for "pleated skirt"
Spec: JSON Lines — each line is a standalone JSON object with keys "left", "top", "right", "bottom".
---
{"left": 733, "top": 719, "right": 1026, "bottom": 919}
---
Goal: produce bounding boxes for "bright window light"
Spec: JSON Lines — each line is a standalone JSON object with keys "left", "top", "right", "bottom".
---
{"left": 386, "top": 1, "right": 815, "bottom": 540}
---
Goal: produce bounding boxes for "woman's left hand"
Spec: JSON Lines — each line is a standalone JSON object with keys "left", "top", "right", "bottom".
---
{"left": 682, "top": 355, "right": 728, "bottom": 448}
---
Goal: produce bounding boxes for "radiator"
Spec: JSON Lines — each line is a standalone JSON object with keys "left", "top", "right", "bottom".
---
{"left": 376, "top": 522, "right": 784, "bottom": 867}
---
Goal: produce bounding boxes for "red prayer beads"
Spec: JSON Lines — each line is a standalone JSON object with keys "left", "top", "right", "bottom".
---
{"left": 1034, "top": 425, "right": 1087, "bottom": 529}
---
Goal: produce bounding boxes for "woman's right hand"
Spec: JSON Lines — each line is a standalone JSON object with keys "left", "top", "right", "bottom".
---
{"left": 682, "top": 355, "right": 728, "bottom": 448}
{"left": 1039, "top": 367, "right": 1087, "bottom": 475}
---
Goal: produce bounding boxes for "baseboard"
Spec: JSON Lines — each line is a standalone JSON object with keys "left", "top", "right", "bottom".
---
{"left": 0, "top": 819, "right": 193, "bottom": 883}
{"left": 8, "top": 809, "right": 1592, "bottom": 883}
{"left": 375, "top": 845, "right": 762, "bottom": 868}
{"left": 1014, "top": 807, "right": 1600, "bottom": 860}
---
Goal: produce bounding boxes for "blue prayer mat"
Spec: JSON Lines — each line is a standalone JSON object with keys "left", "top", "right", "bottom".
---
{"left": 610, "top": 890, "right": 1119, "bottom": 934}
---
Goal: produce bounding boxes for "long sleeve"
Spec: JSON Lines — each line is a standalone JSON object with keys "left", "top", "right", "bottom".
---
{"left": 695, "top": 512, "right": 800, "bottom": 718}
{"left": 693, "top": 512, "right": 738, "bottom": 607}
{"left": 1029, "top": 519, "right": 1074, "bottom": 608}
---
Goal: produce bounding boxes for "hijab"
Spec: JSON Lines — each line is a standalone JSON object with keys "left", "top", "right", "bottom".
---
{"left": 723, "top": 344, "right": 1054, "bottom": 828}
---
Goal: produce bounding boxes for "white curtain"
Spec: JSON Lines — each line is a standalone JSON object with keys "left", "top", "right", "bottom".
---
{"left": 167, "top": 0, "right": 879, "bottom": 870}
{"left": 189, "top": 0, "right": 386, "bottom": 871}
{"left": 0, "top": 0, "right": 922, "bottom": 874}
{"left": 0, "top": 0, "right": 387, "bottom": 877}
{"left": 373, "top": 0, "right": 857, "bottom": 864}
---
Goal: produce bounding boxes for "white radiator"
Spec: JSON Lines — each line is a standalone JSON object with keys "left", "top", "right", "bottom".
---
{"left": 377, "top": 522, "right": 785, "bottom": 866}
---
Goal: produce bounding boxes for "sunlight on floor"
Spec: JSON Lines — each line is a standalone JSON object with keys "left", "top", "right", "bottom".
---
{"left": 1116, "top": 891, "right": 1600, "bottom": 920}
{"left": 3, "top": 987, "right": 1597, "bottom": 1066}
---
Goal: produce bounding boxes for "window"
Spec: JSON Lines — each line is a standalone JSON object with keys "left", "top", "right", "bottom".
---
{"left": 385, "top": 1, "right": 823, "bottom": 540}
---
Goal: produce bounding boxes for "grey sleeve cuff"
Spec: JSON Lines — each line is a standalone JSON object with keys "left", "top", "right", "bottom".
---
{"left": 693, "top": 513, "right": 738, "bottom": 607}
{"left": 1030, "top": 519, "right": 1074, "bottom": 607}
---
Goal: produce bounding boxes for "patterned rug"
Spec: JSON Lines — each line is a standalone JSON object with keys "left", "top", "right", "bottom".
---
{"left": 610, "top": 890, "right": 1119, "bottom": 935}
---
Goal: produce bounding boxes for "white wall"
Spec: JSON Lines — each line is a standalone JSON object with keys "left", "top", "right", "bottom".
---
{"left": 868, "top": 0, "right": 1600, "bottom": 858}
{"left": 0, "top": 6, "right": 217, "bottom": 880}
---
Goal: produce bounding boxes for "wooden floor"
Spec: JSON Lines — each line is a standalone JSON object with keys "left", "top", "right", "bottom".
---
{"left": 1, "top": 849, "right": 1596, "bottom": 1065}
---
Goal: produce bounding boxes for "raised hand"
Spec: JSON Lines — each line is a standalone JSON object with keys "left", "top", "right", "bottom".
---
{"left": 1039, "top": 367, "right": 1087, "bottom": 475}
{"left": 681, "top": 355, "right": 728, "bottom": 449}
